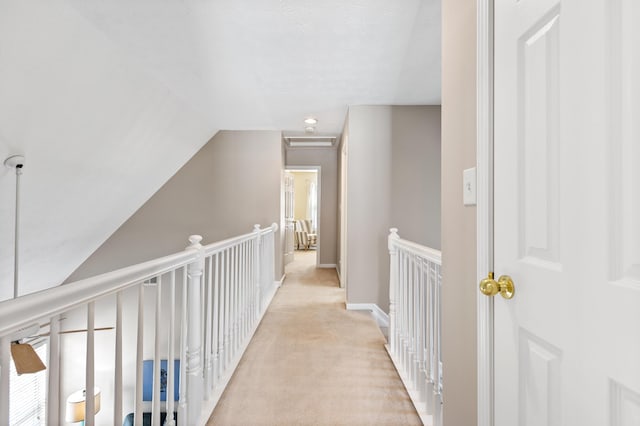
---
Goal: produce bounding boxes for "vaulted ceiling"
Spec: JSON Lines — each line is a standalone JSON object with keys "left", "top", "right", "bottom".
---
{"left": 0, "top": 0, "right": 440, "bottom": 301}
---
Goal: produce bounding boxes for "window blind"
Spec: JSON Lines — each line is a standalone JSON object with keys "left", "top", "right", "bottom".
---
{"left": 10, "top": 342, "right": 47, "bottom": 426}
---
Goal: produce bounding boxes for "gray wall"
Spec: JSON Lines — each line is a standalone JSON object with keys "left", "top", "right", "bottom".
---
{"left": 344, "top": 105, "right": 441, "bottom": 312}
{"left": 441, "top": 0, "right": 478, "bottom": 423}
{"left": 285, "top": 147, "right": 338, "bottom": 267}
{"left": 391, "top": 106, "right": 441, "bottom": 249}
{"left": 67, "top": 130, "right": 284, "bottom": 282}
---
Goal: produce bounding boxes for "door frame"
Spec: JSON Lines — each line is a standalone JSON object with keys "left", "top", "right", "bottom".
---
{"left": 476, "top": 0, "right": 495, "bottom": 425}
{"left": 284, "top": 166, "right": 322, "bottom": 268}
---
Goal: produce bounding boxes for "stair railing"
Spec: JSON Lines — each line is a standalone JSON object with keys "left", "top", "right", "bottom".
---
{"left": 0, "top": 223, "right": 278, "bottom": 426}
{"left": 387, "top": 228, "right": 443, "bottom": 426}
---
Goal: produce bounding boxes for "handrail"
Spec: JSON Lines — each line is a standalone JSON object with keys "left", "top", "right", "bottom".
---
{"left": 0, "top": 224, "right": 280, "bottom": 338}
{"left": 391, "top": 236, "right": 441, "bottom": 264}
{"left": 0, "top": 250, "right": 196, "bottom": 337}
{"left": 202, "top": 223, "right": 278, "bottom": 257}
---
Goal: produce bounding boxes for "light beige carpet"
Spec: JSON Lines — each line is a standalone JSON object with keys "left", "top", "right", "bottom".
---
{"left": 207, "top": 251, "right": 421, "bottom": 426}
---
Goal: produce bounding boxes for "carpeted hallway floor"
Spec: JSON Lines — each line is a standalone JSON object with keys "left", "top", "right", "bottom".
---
{"left": 207, "top": 250, "right": 421, "bottom": 426}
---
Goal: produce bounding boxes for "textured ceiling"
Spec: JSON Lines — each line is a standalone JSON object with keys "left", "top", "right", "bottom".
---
{"left": 68, "top": 0, "right": 441, "bottom": 134}
{"left": 0, "top": 0, "right": 440, "bottom": 301}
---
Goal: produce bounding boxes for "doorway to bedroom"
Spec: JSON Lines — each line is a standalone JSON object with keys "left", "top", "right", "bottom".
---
{"left": 284, "top": 169, "right": 319, "bottom": 267}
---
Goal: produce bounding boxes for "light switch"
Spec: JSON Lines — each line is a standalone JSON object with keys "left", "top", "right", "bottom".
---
{"left": 463, "top": 167, "right": 476, "bottom": 206}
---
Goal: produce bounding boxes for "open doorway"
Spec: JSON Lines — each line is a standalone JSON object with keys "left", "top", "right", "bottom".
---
{"left": 284, "top": 168, "right": 320, "bottom": 267}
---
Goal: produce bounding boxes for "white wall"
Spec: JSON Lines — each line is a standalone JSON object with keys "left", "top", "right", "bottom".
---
{"left": 343, "top": 105, "right": 441, "bottom": 312}
{"left": 0, "top": 1, "right": 215, "bottom": 302}
{"left": 285, "top": 147, "right": 339, "bottom": 266}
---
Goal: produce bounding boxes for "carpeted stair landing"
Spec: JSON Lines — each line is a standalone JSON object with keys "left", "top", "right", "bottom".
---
{"left": 207, "top": 251, "right": 421, "bottom": 426}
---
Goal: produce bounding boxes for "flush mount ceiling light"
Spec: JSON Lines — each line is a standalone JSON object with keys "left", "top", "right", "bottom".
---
{"left": 304, "top": 117, "right": 318, "bottom": 125}
{"left": 304, "top": 126, "right": 316, "bottom": 133}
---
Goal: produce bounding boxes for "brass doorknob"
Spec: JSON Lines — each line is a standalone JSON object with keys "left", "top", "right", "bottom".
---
{"left": 479, "top": 272, "right": 515, "bottom": 299}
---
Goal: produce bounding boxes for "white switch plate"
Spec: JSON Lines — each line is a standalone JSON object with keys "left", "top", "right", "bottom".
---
{"left": 463, "top": 167, "right": 477, "bottom": 206}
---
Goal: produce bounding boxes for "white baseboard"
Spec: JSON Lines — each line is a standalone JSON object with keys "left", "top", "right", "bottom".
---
{"left": 346, "top": 303, "right": 389, "bottom": 328}
{"left": 276, "top": 274, "right": 286, "bottom": 287}
{"left": 318, "top": 263, "right": 337, "bottom": 269}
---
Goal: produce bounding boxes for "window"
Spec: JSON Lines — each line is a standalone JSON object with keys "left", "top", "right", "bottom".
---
{"left": 10, "top": 342, "right": 47, "bottom": 426}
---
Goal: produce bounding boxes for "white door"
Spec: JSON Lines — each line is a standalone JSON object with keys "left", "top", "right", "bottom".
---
{"left": 283, "top": 171, "right": 295, "bottom": 265}
{"left": 493, "top": 0, "right": 640, "bottom": 425}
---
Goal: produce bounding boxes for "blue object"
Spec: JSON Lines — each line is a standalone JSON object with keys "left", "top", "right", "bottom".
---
{"left": 142, "top": 360, "right": 180, "bottom": 401}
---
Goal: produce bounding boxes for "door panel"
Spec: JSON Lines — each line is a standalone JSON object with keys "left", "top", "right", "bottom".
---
{"left": 494, "top": 0, "right": 640, "bottom": 424}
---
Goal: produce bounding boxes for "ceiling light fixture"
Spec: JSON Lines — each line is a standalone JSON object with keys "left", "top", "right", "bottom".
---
{"left": 304, "top": 126, "right": 316, "bottom": 133}
{"left": 304, "top": 117, "right": 318, "bottom": 125}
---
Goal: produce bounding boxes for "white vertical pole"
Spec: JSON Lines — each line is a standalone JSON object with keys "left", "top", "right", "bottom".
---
{"left": 212, "top": 254, "right": 220, "bottom": 382}
{"left": 253, "top": 224, "right": 262, "bottom": 316}
{"left": 219, "top": 250, "right": 227, "bottom": 374}
{"left": 418, "top": 260, "right": 426, "bottom": 403}
{"left": 232, "top": 245, "right": 238, "bottom": 353}
{"left": 388, "top": 228, "right": 399, "bottom": 357}
{"left": 47, "top": 314, "right": 61, "bottom": 424}
{"left": 243, "top": 242, "right": 248, "bottom": 337}
{"left": 85, "top": 302, "right": 96, "bottom": 426}
{"left": 114, "top": 294, "right": 123, "bottom": 425}
{"left": 229, "top": 246, "right": 235, "bottom": 360}
{"left": 178, "top": 268, "right": 187, "bottom": 422}
{"left": 12, "top": 163, "right": 22, "bottom": 300}
{"left": 204, "top": 256, "right": 213, "bottom": 396}
{"left": 135, "top": 285, "right": 144, "bottom": 426}
{"left": 185, "top": 235, "right": 204, "bottom": 425}
{"left": 152, "top": 276, "right": 162, "bottom": 425}
{"left": 0, "top": 337, "right": 11, "bottom": 424}
{"left": 408, "top": 254, "right": 415, "bottom": 385}
{"left": 166, "top": 270, "right": 176, "bottom": 426}
{"left": 426, "top": 263, "right": 434, "bottom": 414}
{"left": 415, "top": 257, "right": 420, "bottom": 389}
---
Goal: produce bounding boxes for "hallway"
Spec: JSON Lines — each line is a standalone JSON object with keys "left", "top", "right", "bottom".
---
{"left": 207, "top": 251, "right": 421, "bottom": 425}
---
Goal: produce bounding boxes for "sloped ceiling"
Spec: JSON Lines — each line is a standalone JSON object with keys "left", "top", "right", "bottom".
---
{"left": 0, "top": 0, "right": 440, "bottom": 301}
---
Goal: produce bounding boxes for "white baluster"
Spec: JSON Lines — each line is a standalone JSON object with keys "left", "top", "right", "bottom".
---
{"left": 47, "top": 314, "right": 61, "bottom": 424}
{"left": 114, "top": 294, "right": 123, "bottom": 425}
{"left": 135, "top": 285, "right": 144, "bottom": 426}
{"left": 425, "top": 262, "right": 434, "bottom": 415}
{"left": 230, "top": 245, "right": 235, "bottom": 362}
{"left": 178, "top": 268, "right": 187, "bottom": 422}
{"left": 205, "top": 256, "right": 213, "bottom": 395}
{"left": 418, "top": 260, "right": 427, "bottom": 404}
{"left": 402, "top": 251, "right": 409, "bottom": 377}
{"left": 223, "top": 248, "right": 230, "bottom": 369}
{"left": 85, "top": 302, "right": 95, "bottom": 426}
{"left": 212, "top": 254, "right": 220, "bottom": 383}
{"left": 407, "top": 254, "right": 416, "bottom": 388}
{"left": 166, "top": 271, "right": 176, "bottom": 426}
{"left": 152, "top": 276, "right": 162, "bottom": 425}
{"left": 239, "top": 244, "right": 244, "bottom": 343}
{"left": 185, "top": 235, "right": 204, "bottom": 425}
{"left": 411, "top": 255, "right": 422, "bottom": 395}
{"left": 253, "top": 224, "right": 262, "bottom": 317}
{"left": 388, "top": 228, "right": 399, "bottom": 358}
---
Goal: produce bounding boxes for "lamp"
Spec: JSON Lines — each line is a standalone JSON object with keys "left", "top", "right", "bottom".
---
{"left": 65, "top": 387, "right": 101, "bottom": 424}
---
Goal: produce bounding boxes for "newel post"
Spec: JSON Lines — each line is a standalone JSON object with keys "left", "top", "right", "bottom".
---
{"left": 253, "top": 225, "right": 262, "bottom": 316}
{"left": 185, "top": 235, "right": 204, "bottom": 425}
{"left": 388, "top": 228, "right": 400, "bottom": 355}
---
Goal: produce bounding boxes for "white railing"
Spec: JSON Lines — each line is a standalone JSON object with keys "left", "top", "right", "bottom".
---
{"left": 387, "top": 228, "right": 443, "bottom": 426}
{"left": 0, "top": 223, "right": 279, "bottom": 426}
